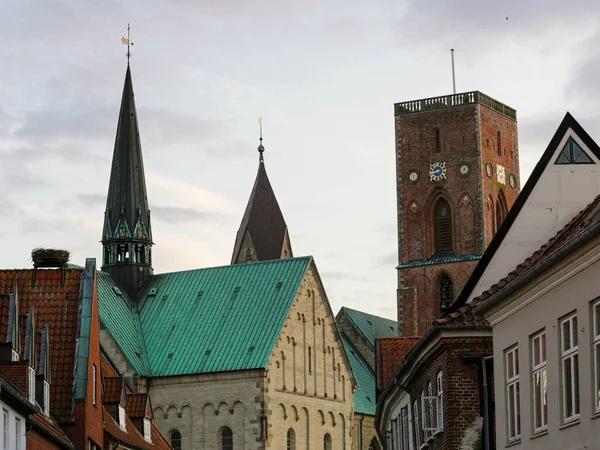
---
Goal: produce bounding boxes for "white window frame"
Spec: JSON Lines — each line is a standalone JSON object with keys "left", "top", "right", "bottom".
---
{"left": 92, "top": 365, "right": 97, "bottom": 406}
{"left": 412, "top": 399, "right": 421, "bottom": 448}
{"left": 15, "top": 417, "right": 21, "bottom": 450}
{"left": 561, "top": 313, "right": 580, "bottom": 423}
{"left": 11, "top": 350, "right": 18, "bottom": 362}
{"left": 505, "top": 345, "right": 520, "bottom": 442}
{"left": 2, "top": 409, "right": 8, "bottom": 450}
{"left": 400, "top": 405, "right": 411, "bottom": 450}
{"left": 143, "top": 418, "right": 152, "bottom": 442}
{"left": 391, "top": 418, "right": 397, "bottom": 450}
{"left": 593, "top": 300, "right": 600, "bottom": 414}
{"left": 43, "top": 381, "right": 50, "bottom": 416}
{"left": 119, "top": 405, "right": 127, "bottom": 431}
{"left": 436, "top": 371, "right": 444, "bottom": 431}
{"left": 531, "top": 331, "right": 547, "bottom": 433}
{"left": 28, "top": 366, "right": 35, "bottom": 404}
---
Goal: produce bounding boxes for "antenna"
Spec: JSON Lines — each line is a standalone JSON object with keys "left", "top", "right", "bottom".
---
{"left": 451, "top": 49, "right": 456, "bottom": 94}
{"left": 258, "top": 116, "right": 265, "bottom": 162}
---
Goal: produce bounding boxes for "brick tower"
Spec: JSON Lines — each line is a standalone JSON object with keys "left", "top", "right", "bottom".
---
{"left": 395, "top": 91, "right": 519, "bottom": 336}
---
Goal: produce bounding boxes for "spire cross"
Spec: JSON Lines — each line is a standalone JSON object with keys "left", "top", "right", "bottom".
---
{"left": 127, "top": 24, "right": 131, "bottom": 64}
{"left": 258, "top": 116, "right": 264, "bottom": 162}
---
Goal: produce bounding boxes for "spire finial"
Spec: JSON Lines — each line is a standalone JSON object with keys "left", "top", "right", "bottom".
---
{"left": 121, "top": 23, "right": 134, "bottom": 65}
{"left": 258, "top": 116, "right": 265, "bottom": 162}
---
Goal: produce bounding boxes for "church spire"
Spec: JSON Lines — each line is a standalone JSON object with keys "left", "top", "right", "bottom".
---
{"left": 231, "top": 126, "right": 293, "bottom": 264}
{"left": 101, "top": 65, "right": 153, "bottom": 297}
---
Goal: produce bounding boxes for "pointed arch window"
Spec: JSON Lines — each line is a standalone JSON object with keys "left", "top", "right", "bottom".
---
{"left": 439, "top": 275, "right": 454, "bottom": 311}
{"left": 221, "top": 427, "right": 233, "bottom": 450}
{"left": 170, "top": 430, "right": 181, "bottom": 450}
{"left": 497, "top": 131, "right": 502, "bottom": 156}
{"left": 434, "top": 128, "right": 441, "bottom": 152}
{"left": 494, "top": 191, "right": 508, "bottom": 234}
{"left": 434, "top": 198, "right": 453, "bottom": 252}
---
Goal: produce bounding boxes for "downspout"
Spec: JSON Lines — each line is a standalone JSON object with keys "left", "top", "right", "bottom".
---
{"left": 482, "top": 356, "right": 494, "bottom": 450}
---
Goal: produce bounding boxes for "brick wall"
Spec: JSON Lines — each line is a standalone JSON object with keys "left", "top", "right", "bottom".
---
{"left": 27, "top": 429, "right": 66, "bottom": 450}
{"left": 0, "top": 362, "right": 29, "bottom": 395}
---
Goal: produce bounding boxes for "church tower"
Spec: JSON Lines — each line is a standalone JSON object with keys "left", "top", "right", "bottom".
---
{"left": 231, "top": 137, "right": 293, "bottom": 264}
{"left": 101, "top": 65, "right": 153, "bottom": 297}
{"left": 395, "top": 91, "right": 519, "bottom": 336}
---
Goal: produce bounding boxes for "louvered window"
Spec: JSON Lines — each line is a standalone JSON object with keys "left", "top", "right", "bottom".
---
{"left": 440, "top": 276, "right": 453, "bottom": 311}
{"left": 434, "top": 199, "right": 453, "bottom": 252}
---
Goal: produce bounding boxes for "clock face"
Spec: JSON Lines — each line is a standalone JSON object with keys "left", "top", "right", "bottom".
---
{"left": 408, "top": 171, "right": 419, "bottom": 183}
{"left": 459, "top": 164, "right": 469, "bottom": 175}
{"left": 509, "top": 173, "right": 517, "bottom": 189}
{"left": 486, "top": 163, "right": 493, "bottom": 178}
{"left": 429, "top": 162, "right": 447, "bottom": 182}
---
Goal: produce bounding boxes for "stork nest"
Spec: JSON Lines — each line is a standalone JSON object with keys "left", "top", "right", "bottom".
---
{"left": 31, "top": 248, "right": 70, "bottom": 267}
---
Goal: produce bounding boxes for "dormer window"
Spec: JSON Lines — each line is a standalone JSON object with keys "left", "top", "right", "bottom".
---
{"left": 144, "top": 418, "right": 152, "bottom": 442}
{"left": 119, "top": 405, "right": 126, "bottom": 431}
{"left": 43, "top": 381, "right": 50, "bottom": 416}
{"left": 28, "top": 366, "right": 35, "bottom": 404}
{"left": 11, "top": 350, "right": 18, "bottom": 362}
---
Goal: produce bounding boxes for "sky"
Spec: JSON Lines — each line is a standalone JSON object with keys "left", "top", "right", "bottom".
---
{"left": 1, "top": 0, "right": 599, "bottom": 320}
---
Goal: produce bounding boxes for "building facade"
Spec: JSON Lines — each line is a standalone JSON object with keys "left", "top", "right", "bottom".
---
{"left": 395, "top": 92, "right": 520, "bottom": 336}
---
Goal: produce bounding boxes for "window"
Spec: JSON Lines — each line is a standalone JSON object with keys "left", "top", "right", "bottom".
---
{"left": 436, "top": 371, "right": 444, "bottom": 431}
{"left": 494, "top": 191, "right": 508, "bottom": 233}
{"left": 43, "top": 381, "right": 50, "bottom": 416}
{"left": 505, "top": 346, "right": 520, "bottom": 442}
{"left": 287, "top": 428, "right": 296, "bottom": 450}
{"left": 422, "top": 381, "right": 438, "bottom": 437}
{"left": 15, "top": 418, "right": 20, "bottom": 450}
{"left": 28, "top": 366, "right": 35, "bottom": 404}
{"left": 412, "top": 400, "right": 421, "bottom": 448}
{"left": 561, "top": 314, "right": 579, "bottom": 422}
{"left": 222, "top": 427, "right": 233, "bottom": 450}
{"left": 119, "top": 405, "right": 126, "bottom": 431}
{"left": 390, "top": 418, "right": 397, "bottom": 449}
{"left": 368, "top": 437, "right": 379, "bottom": 450}
{"left": 400, "top": 406, "right": 410, "bottom": 450}
{"left": 323, "top": 433, "right": 332, "bottom": 450}
{"left": 531, "top": 331, "right": 547, "bottom": 433}
{"left": 433, "top": 128, "right": 441, "bottom": 152}
{"left": 434, "top": 198, "right": 452, "bottom": 252}
{"left": 308, "top": 347, "right": 312, "bottom": 373}
{"left": 439, "top": 275, "right": 453, "bottom": 311}
{"left": 170, "top": 430, "right": 182, "bottom": 450}
{"left": 144, "top": 418, "right": 152, "bottom": 442}
{"left": 497, "top": 131, "right": 502, "bottom": 156}
{"left": 3, "top": 409, "right": 7, "bottom": 450}
{"left": 593, "top": 300, "right": 600, "bottom": 414}
{"left": 92, "top": 364, "right": 97, "bottom": 406}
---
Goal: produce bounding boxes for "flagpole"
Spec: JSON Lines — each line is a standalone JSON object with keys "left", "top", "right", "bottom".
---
{"left": 451, "top": 48, "right": 456, "bottom": 94}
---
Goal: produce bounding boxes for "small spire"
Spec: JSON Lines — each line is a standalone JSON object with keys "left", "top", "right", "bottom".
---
{"left": 258, "top": 116, "right": 265, "bottom": 162}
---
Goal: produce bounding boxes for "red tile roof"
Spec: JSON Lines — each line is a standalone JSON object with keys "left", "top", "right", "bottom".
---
{"left": 376, "top": 337, "right": 421, "bottom": 391}
{"left": 128, "top": 393, "right": 148, "bottom": 418}
{"left": 103, "top": 376, "right": 122, "bottom": 403}
{"left": 103, "top": 406, "right": 172, "bottom": 450}
{"left": 0, "top": 268, "right": 82, "bottom": 423}
{"left": 30, "top": 412, "right": 75, "bottom": 449}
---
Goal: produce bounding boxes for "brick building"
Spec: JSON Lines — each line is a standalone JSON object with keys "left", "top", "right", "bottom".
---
{"left": 395, "top": 92, "right": 520, "bottom": 336}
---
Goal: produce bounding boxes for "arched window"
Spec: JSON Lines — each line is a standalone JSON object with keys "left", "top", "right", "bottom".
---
{"left": 323, "top": 433, "right": 332, "bottom": 450}
{"left": 434, "top": 198, "right": 453, "bottom": 253}
{"left": 433, "top": 128, "right": 441, "bottom": 152}
{"left": 494, "top": 191, "right": 508, "bottom": 234}
{"left": 308, "top": 347, "right": 312, "bottom": 373}
{"left": 497, "top": 131, "right": 502, "bottom": 156}
{"left": 221, "top": 427, "right": 233, "bottom": 450}
{"left": 439, "top": 275, "right": 453, "bottom": 312}
{"left": 170, "top": 430, "right": 181, "bottom": 450}
{"left": 368, "top": 438, "right": 380, "bottom": 450}
{"left": 287, "top": 428, "right": 296, "bottom": 450}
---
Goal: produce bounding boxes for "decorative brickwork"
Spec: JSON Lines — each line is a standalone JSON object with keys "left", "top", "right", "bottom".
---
{"left": 395, "top": 94, "right": 520, "bottom": 336}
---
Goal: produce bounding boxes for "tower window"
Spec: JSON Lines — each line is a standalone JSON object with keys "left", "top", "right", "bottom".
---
{"left": 494, "top": 191, "right": 508, "bottom": 234}
{"left": 221, "top": 427, "right": 233, "bottom": 450}
{"left": 170, "top": 430, "right": 181, "bottom": 450}
{"left": 434, "top": 128, "right": 441, "bottom": 152}
{"left": 439, "top": 275, "right": 453, "bottom": 311}
{"left": 434, "top": 198, "right": 453, "bottom": 252}
{"left": 497, "top": 131, "right": 502, "bottom": 156}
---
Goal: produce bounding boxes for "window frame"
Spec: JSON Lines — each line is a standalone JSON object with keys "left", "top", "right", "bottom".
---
{"left": 560, "top": 313, "right": 580, "bottom": 423}
{"left": 221, "top": 427, "right": 233, "bottom": 450}
{"left": 170, "top": 429, "right": 182, "bottom": 450}
{"left": 2, "top": 409, "right": 7, "bottom": 450}
{"left": 433, "top": 198, "right": 453, "bottom": 253}
{"left": 43, "top": 381, "right": 50, "bottom": 416}
{"left": 28, "top": 366, "right": 35, "bottom": 404}
{"left": 412, "top": 400, "right": 421, "bottom": 448}
{"left": 505, "top": 345, "right": 521, "bottom": 442}
{"left": 436, "top": 371, "right": 444, "bottom": 431}
{"left": 143, "top": 418, "right": 152, "bottom": 443}
{"left": 92, "top": 364, "right": 97, "bottom": 406}
{"left": 14, "top": 417, "right": 21, "bottom": 450}
{"left": 118, "top": 404, "right": 127, "bottom": 431}
{"left": 593, "top": 300, "right": 600, "bottom": 415}
{"left": 531, "top": 330, "right": 547, "bottom": 434}
{"left": 286, "top": 428, "right": 296, "bottom": 450}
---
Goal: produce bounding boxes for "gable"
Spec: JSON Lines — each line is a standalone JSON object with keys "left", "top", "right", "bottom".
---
{"left": 452, "top": 113, "right": 600, "bottom": 308}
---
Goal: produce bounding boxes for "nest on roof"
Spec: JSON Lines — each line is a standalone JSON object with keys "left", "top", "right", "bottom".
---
{"left": 31, "top": 248, "right": 70, "bottom": 268}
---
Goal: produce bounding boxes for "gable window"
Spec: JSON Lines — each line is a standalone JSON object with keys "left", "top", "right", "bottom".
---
{"left": 170, "top": 430, "right": 182, "bottom": 450}
{"left": 531, "top": 331, "right": 547, "bottom": 433}
{"left": 28, "top": 366, "right": 35, "bottom": 404}
{"left": 433, "top": 128, "right": 441, "bottom": 152}
{"left": 119, "top": 405, "right": 126, "bottom": 431}
{"left": 92, "top": 364, "right": 97, "bottom": 406}
{"left": 323, "top": 433, "right": 332, "bottom": 450}
{"left": 287, "top": 428, "right": 296, "bottom": 450}
{"left": 439, "top": 275, "right": 453, "bottom": 312}
{"left": 497, "top": 131, "right": 502, "bottom": 156}
{"left": 434, "top": 198, "right": 453, "bottom": 253}
{"left": 561, "top": 314, "right": 579, "bottom": 422}
{"left": 221, "top": 427, "right": 233, "bottom": 450}
{"left": 593, "top": 300, "right": 600, "bottom": 414}
{"left": 505, "top": 346, "right": 520, "bottom": 442}
{"left": 412, "top": 399, "right": 421, "bottom": 448}
{"left": 144, "top": 418, "right": 152, "bottom": 443}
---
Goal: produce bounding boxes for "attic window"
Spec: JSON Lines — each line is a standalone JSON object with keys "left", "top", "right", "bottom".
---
{"left": 113, "top": 286, "right": 122, "bottom": 296}
{"left": 28, "top": 366, "right": 35, "bottom": 404}
{"left": 144, "top": 418, "right": 152, "bottom": 442}
{"left": 43, "top": 380, "right": 50, "bottom": 416}
{"left": 119, "top": 404, "right": 126, "bottom": 431}
{"left": 11, "top": 349, "right": 19, "bottom": 362}
{"left": 148, "top": 288, "right": 158, "bottom": 296}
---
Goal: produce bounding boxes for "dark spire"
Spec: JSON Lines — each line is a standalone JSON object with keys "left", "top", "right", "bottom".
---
{"left": 231, "top": 134, "right": 292, "bottom": 264}
{"left": 101, "top": 65, "right": 153, "bottom": 298}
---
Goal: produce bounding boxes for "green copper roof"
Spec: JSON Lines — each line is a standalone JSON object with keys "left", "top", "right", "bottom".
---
{"left": 98, "top": 257, "right": 311, "bottom": 377}
{"left": 340, "top": 307, "right": 398, "bottom": 348}
{"left": 396, "top": 253, "right": 481, "bottom": 270}
{"left": 342, "top": 336, "right": 375, "bottom": 416}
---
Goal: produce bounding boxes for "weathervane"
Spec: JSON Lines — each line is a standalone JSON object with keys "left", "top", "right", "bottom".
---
{"left": 258, "top": 116, "right": 265, "bottom": 162}
{"left": 121, "top": 24, "right": 134, "bottom": 64}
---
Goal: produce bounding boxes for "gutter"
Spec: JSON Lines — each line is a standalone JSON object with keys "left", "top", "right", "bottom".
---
{"left": 473, "top": 218, "right": 600, "bottom": 316}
